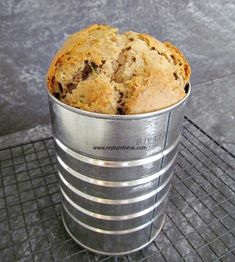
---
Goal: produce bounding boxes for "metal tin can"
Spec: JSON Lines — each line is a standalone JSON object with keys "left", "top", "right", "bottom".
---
{"left": 48, "top": 83, "right": 191, "bottom": 255}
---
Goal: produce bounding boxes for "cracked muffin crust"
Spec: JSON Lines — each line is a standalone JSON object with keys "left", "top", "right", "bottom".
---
{"left": 47, "top": 24, "right": 191, "bottom": 115}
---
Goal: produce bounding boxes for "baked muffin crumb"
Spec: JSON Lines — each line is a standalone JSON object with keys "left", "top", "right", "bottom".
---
{"left": 47, "top": 24, "right": 191, "bottom": 114}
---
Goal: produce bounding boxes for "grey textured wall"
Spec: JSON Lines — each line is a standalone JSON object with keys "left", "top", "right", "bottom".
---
{"left": 0, "top": 0, "right": 234, "bottom": 137}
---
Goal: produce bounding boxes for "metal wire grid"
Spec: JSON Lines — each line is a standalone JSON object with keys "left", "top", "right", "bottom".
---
{"left": 0, "top": 118, "right": 234, "bottom": 262}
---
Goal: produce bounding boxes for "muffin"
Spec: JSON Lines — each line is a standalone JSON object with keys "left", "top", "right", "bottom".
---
{"left": 47, "top": 24, "right": 191, "bottom": 115}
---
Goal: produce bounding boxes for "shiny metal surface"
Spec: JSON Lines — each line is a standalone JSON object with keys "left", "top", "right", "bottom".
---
{"left": 54, "top": 134, "right": 180, "bottom": 167}
{"left": 62, "top": 209, "right": 166, "bottom": 256}
{"left": 48, "top": 83, "right": 191, "bottom": 255}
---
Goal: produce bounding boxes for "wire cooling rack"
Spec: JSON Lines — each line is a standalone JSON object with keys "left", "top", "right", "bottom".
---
{"left": 0, "top": 117, "right": 234, "bottom": 262}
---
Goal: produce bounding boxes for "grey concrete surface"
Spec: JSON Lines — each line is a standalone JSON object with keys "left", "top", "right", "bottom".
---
{"left": 186, "top": 74, "right": 235, "bottom": 154}
{"left": 0, "top": 0, "right": 234, "bottom": 150}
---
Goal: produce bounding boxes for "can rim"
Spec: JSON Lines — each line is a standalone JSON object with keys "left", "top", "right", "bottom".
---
{"left": 47, "top": 82, "right": 191, "bottom": 120}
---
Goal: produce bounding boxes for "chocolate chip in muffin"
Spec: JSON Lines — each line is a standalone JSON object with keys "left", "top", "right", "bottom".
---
{"left": 67, "top": 83, "right": 77, "bottom": 93}
{"left": 53, "top": 92, "right": 60, "bottom": 99}
{"left": 173, "top": 72, "right": 178, "bottom": 80}
{"left": 117, "top": 91, "right": 124, "bottom": 104}
{"left": 117, "top": 107, "right": 124, "bottom": 115}
{"left": 82, "top": 61, "right": 99, "bottom": 80}
{"left": 90, "top": 62, "right": 98, "bottom": 71}
{"left": 82, "top": 60, "right": 93, "bottom": 80}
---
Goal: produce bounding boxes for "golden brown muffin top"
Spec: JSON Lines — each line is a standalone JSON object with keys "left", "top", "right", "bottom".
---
{"left": 47, "top": 24, "right": 191, "bottom": 114}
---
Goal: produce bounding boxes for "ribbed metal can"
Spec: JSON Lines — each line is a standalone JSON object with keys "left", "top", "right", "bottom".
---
{"left": 48, "top": 84, "right": 191, "bottom": 255}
